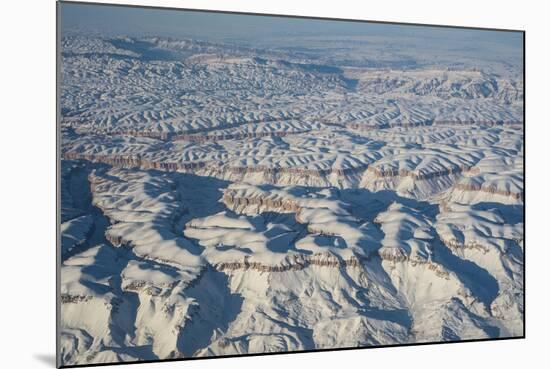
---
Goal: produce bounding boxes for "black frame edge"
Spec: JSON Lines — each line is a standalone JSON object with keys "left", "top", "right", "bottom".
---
{"left": 522, "top": 29, "right": 526, "bottom": 339}
{"left": 56, "top": 1, "right": 62, "bottom": 368}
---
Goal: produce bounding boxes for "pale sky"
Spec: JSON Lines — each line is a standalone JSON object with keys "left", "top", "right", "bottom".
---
{"left": 59, "top": 1, "right": 523, "bottom": 65}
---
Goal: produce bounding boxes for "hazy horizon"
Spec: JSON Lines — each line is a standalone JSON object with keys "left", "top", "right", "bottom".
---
{"left": 60, "top": 2, "right": 523, "bottom": 65}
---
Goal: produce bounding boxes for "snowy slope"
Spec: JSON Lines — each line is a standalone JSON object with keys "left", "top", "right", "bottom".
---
{"left": 59, "top": 34, "right": 524, "bottom": 366}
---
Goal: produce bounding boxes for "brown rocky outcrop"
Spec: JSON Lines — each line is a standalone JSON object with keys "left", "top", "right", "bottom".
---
{"left": 61, "top": 294, "right": 93, "bottom": 304}
{"left": 65, "top": 151, "right": 480, "bottom": 186}
{"left": 64, "top": 151, "right": 366, "bottom": 179}
{"left": 222, "top": 164, "right": 367, "bottom": 178}
{"left": 122, "top": 280, "right": 180, "bottom": 296}
{"left": 366, "top": 164, "right": 478, "bottom": 180}
{"left": 69, "top": 115, "right": 302, "bottom": 141}
{"left": 426, "top": 262, "right": 451, "bottom": 279}
{"left": 223, "top": 190, "right": 302, "bottom": 214}
{"left": 223, "top": 190, "right": 319, "bottom": 232}
{"left": 172, "top": 130, "right": 310, "bottom": 143}
{"left": 377, "top": 247, "right": 449, "bottom": 279}
{"left": 214, "top": 249, "right": 449, "bottom": 279}
{"left": 378, "top": 246, "right": 409, "bottom": 262}
{"left": 105, "top": 232, "right": 134, "bottom": 248}
{"left": 64, "top": 152, "right": 207, "bottom": 172}
{"left": 441, "top": 237, "right": 490, "bottom": 254}
{"left": 433, "top": 120, "right": 523, "bottom": 128}
{"left": 452, "top": 183, "right": 524, "bottom": 200}
{"left": 215, "top": 253, "right": 365, "bottom": 273}
{"left": 341, "top": 120, "right": 522, "bottom": 131}
{"left": 347, "top": 120, "right": 433, "bottom": 130}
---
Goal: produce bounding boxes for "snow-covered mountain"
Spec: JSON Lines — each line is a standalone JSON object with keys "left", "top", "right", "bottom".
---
{"left": 59, "top": 34, "right": 523, "bottom": 366}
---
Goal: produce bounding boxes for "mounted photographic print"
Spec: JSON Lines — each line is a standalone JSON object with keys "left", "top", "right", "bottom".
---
{"left": 57, "top": 1, "right": 525, "bottom": 367}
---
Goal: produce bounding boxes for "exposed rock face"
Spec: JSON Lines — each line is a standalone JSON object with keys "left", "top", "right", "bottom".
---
{"left": 221, "top": 165, "right": 357, "bottom": 179}
{"left": 64, "top": 151, "right": 207, "bottom": 172}
{"left": 61, "top": 294, "right": 93, "bottom": 304}
{"left": 215, "top": 253, "right": 364, "bottom": 272}
{"left": 366, "top": 164, "right": 477, "bottom": 181}
{"left": 172, "top": 130, "right": 311, "bottom": 143}
{"left": 347, "top": 120, "right": 434, "bottom": 130}
{"left": 433, "top": 120, "right": 523, "bottom": 127}
{"left": 378, "top": 245, "right": 409, "bottom": 262}
{"left": 223, "top": 189, "right": 301, "bottom": 214}
{"left": 440, "top": 238, "right": 490, "bottom": 254}
{"left": 452, "top": 183, "right": 524, "bottom": 200}
{"left": 65, "top": 150, "right": 509, "bottom": 202}
{"left": 104, "top": 232, "right": 133, "bottom": 248}
{"left": 73, "top": 124, "right": 311, "bottom": 143}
